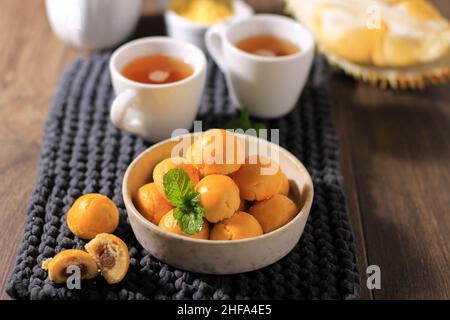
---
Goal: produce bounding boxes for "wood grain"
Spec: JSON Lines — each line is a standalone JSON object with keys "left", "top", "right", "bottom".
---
{"left": 0, "top": 0, "right": 85, "bottom": 300}
{"left": 331, "top": 76, "right": 450, "bottom": 299}
{"left": 0, "top": 0, "right": 449, "bottom": 300}
{"left": 330, "top": 1, "right": 450, "bottom": 299}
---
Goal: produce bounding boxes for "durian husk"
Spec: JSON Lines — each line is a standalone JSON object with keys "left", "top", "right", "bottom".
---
{"left": 320, "top": 44, "right": 450, "bottom": 90}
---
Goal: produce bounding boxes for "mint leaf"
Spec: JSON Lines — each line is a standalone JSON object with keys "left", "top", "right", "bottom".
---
{"left": 188, "top": 192, "right": 201, "bottom": 207}
{"left": 224, "top": 107, "right": 267, "bottom": 136}
{"left": 163, "top": 168, "right": 205, "bottom": 235}
{"left": 173, "top": 206, "right": 204, "bottom": 235}
{"left": 163, "top": 168, "right": 194, "bottom": 207}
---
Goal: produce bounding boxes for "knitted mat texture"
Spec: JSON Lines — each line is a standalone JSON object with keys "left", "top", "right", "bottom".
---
{"left": 6, "top": 53, "right": 360, "bottom": 300}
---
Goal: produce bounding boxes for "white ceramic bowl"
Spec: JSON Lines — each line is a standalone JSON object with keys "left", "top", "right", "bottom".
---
{"left": 122, "top": 133, "right": 314, "bottom": 274}
{"left": 164, "top": 0, "right": 254, "bottom": 51}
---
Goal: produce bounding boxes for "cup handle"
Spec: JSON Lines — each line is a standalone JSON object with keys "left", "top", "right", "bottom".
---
{"left": 205, "top": 23, "right": 229, "bottom": 73}
{"left": 205, "top": 23, "right": 240, "bottom": 107}
{"left": 110, "top": 89, "right": 146, "bottom": 137}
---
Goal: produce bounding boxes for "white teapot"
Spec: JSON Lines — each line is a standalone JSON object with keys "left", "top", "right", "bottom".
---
{"left": 45, "top": 0, "right": 142, "bottom": 50}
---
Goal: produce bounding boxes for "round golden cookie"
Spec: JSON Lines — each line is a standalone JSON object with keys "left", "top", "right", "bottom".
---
{"left": 187, "top": 129, "right": 245, "bottom": 176}
{"left": 195, "top": 174, "right": 240, "bottom": 223}
{"left": 85, "top": 233, "right": 130, "bottom": 284}
{"left": 153, "top": 157, "right": 200, "bottom": 194}
{"left": 249, "top": 194, "right": 298, "bottom": 233}
{"left": 41, "top": 249, "right": 98, "bottom": 283}
{"left": 134, "top": 183, "right": 173, "bottom": 225}
{"left": 210, "top": 211, "right": 263, "bottom": 240}
{"left": 231, "top": 155, "right": 283, "bottom": 201}
{"left": 277, "top": 172, "right": 290, "bottom": 196}
{"left": 158, "top": 210, "right": 210, "bottom": 239}
{"left": 67, "top": 194, "right": 119, "bottom": 240}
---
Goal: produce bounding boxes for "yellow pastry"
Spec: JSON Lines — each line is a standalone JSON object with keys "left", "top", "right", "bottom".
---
{"left": 85, "top": 233, "right": 130, "bottom": 284}
{"left": 249, "top": 194, "right": 298, "bottom": 233}
{"left": 210, "top": 211, "right": 263, "bottom": 240}
{"left": 159, "top": 210, "right": 210, "bottom": 239}
{"left": 187, "top": 129, "right": 245, "bottom": 176}
{"left": 231, "top": 155, "right": 283, "bottom": 201}
{"left": 41, "top": 249, "right": 98, "bottom": 283}
{"left": 134, "top": 183, "right": 174, "bottom": 225}
{"left": 153, "top": 157, "right": 200, "bottom": 194}
{"left": 195, "top": 174, "right": 240, "bottom": 223}
{"left": 66, "top": 194, "right": 119, "bottom": 240}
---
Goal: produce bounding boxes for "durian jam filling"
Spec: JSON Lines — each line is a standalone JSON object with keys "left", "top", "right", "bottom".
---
{"left": 96, "top": 242, "right": 120, "bottom": 269}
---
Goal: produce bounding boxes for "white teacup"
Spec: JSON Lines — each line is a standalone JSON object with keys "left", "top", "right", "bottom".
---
{"left": 109, "top": 37, "right": 207, "bottom": 142}
{"left": 205, "top": 14, "right": 315, "bottom": 118}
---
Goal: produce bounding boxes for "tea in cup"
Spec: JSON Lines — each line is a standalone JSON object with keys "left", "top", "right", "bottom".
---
{"left": 205, "top": 14, "right": 315, "bottom": 118}
{"left": 109, "top": 37, "right": 207, "bottom": 142}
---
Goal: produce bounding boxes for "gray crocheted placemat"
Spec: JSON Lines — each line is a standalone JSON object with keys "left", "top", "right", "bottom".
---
{"left": 6, "top": 53, "right": 360, "bottom": 300}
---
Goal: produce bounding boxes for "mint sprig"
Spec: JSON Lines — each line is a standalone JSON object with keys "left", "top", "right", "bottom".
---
{"left": 163, "top": 168, "right": 204, "bottom": 235}
{"left": 224, "top": 107, "right": 266, "bottom": 136}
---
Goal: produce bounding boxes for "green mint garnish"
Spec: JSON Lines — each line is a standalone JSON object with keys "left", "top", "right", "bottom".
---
{"left": 163, "top": 167, "right": 193, "bottom": 207}
{"left": 173, "top": 206, "right": 205, "bottom": 236}
{"left": 224, "top": 107, "right": 267, "bottom": 136}
{"left": 163, "top": 168, "right": 204, "bottom": 235}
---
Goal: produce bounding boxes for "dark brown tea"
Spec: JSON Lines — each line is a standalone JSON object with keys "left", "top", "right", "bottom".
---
{"left": 121, "top": 54, "right": 194, "bottom": 84}
{"left": 235, "top": 34, "right": 300, "bottom": 57}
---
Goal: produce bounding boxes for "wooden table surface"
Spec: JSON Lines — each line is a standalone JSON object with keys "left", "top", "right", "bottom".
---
{"left": 1, "top": 0, "right": 449, "bottom": 300}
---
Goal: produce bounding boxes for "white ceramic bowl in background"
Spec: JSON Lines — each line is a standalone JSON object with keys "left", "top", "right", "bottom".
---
{"left": 164, "top": 0, "right": 254, "bottom": 51}
{"left": 45, "top": 0, "right": 142, "bottom": 50}
{"left": 122, "top": 133, "right": 314, "bottom": 274}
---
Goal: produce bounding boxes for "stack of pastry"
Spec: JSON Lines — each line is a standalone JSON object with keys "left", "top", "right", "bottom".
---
{"left": 285, "top": 0, "right": 450, "bottom": 89}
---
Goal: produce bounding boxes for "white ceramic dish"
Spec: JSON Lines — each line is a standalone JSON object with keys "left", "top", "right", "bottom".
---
{"left": 45, "top": 0, "right": 142, "bottom": 50}
{"left": 122, "top": 133, "right": 314, "bottom": 274}
{"left": 164, "top": 0, "right": 254, "bottom": 51}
